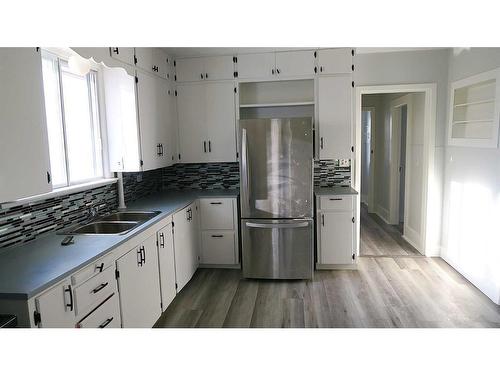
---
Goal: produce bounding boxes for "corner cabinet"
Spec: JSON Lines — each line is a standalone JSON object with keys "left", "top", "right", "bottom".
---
{"left": 177, "top": 81, "right": 237, "bottom": 163}
{"left": 172, "top": 202, "right": 200, "bottom": 292}
{"left": 316, "top": 194, "right": 357, "bottom": 269}
{"left": 0, "top": 48, "right": 52, "bottom": 203}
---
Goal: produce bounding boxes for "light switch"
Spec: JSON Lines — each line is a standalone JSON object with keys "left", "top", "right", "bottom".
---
{"left": 339, "top": 159, "right": 350, "bottom": 167}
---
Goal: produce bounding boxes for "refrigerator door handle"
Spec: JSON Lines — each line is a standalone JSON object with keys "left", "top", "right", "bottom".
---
{"left": 245, "top": 222, "right": 310, "bottom": 229}
{"left": 241, "top": 128, "right": 250, "bottom": 208}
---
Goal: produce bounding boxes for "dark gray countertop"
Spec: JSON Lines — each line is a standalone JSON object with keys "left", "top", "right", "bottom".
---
{"left": 314, "top": 186, "right": 358, "bottom": 196}
{"left": 0, "top": 189, "right": 238, "bottom": 300}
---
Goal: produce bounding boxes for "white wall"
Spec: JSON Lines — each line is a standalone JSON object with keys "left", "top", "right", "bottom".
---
{"left": 441, "top": 48, "right": 500, "bottom": 304}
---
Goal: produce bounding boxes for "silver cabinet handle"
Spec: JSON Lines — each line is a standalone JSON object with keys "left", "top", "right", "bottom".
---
{"left": 245, "top": 222, "right": 309, "bottom": 229}
{"left": 241, "top": 128, "right": 251, "bottom": 206}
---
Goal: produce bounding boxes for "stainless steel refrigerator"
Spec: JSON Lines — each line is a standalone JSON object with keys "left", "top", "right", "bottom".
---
{"left": 239, "top": 117, "right": 314, "bottom": 279}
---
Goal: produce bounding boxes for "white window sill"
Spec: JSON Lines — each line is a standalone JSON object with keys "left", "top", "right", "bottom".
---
{"left": 1, "top": 178, "right": 118, "bottom": 209}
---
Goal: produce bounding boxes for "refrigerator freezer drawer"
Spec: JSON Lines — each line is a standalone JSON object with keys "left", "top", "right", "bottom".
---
{"left": 241, "top": 219, "right": 313, "bottom": 279}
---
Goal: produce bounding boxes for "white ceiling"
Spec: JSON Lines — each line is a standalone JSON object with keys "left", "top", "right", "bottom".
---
{"left": 162, "top": 47, "right": 446, "bottom": 58}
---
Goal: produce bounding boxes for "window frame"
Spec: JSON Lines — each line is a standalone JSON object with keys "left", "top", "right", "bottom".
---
{"left": 42, "top": 50, "right": 107, "bottom": 189}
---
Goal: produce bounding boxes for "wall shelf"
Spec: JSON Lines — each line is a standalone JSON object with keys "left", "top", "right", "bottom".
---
{"left": 239, "top": 101, "right": 314, "bottom": 108}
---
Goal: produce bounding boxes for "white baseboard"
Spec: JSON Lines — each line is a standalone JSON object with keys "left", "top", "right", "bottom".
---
{"left": 375, "top": 205, "right": 391, "bottom": 224}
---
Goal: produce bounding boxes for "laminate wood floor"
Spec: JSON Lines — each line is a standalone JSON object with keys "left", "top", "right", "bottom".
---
{"left": 155, "top": 206, "right": 500, "bottom": 328}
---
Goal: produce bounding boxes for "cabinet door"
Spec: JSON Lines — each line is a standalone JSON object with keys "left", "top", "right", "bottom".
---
{"left": 135, "top": 47, "right": 154, "bottom": 74}
{"left": 203, "top": 55, "right": 234, "bottom": 81}
{"left": 318, "top": 76, "right": 352, "bottom": 159}
{"left": 0, "top": 48, "right": 52, "bottom": 202}
{"left": 317, "top": 48, "right": 353, "bottom": 75}
{"left": 109, "top": 47, "right": 136, "bottom": 66}
{"left": 103, "top": 67, "right": 141, "bottom": 172}
{"left": 116, "top": 234, "right": 162, "bottom": 328}
{"left": 156, "top": 78, "right": 173, "bottom": 168}
{"left": 200, "top": 198, "right": 234, "bottom": 230}
{"left": 35, "top": 279, "right": 74, "bottom": 328}
{"left": 237, "top": 53, "right": 276, "bottom": 80}
{"left": 319, "top": 211, "right": 354, "bottom": 264}
{"left": 157, "top": 223, "right": 177, "bottom": 312}
{"left": 275, "top": 50, "right": 316, "bottom": 78}
{"left": 205, "top": 82, "right": 237, "bottom": 162}
{"left": 136, "top": 71, "right": 163, "bottom": 171}
{"left": 173, "top": 204, "right": 199, "bottom": 292}
{"left": 168, "top": 83, "right": 179, "bottom": 163}
{"left": 175, "top": 57, "right": 204, "bottom": 82}
{"left": 153, "top": 49, "right": 170, "bottom": 80}
{"left": 177, "top": 84, "right": 206, "bottom": 163}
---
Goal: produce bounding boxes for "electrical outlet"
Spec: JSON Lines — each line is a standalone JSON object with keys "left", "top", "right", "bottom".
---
{"left": 339, "top": 159, "right": 350, "bottom": 167}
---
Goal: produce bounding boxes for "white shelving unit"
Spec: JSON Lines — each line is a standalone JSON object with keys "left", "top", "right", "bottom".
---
{"left": 448, "top": 69, "right": 500, "bottom": 148}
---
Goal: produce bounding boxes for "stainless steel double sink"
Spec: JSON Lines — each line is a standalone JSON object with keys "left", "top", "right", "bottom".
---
{"left": 65, "top": 211, "right": 161, "bottom": 235}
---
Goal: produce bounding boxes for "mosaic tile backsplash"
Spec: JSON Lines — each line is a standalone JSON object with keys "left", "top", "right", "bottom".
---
{"left": 314, "top": 160, "right": 351, "bottom": 187}
{"left": 162, "top": 162, "right": 240, "bottom": 191}
{"left": 0, "top": 184, "right": 118, "bottom": 249}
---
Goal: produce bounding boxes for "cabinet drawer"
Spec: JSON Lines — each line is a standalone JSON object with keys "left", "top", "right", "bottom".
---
{"left": 71, "top": 251, "right": 115, "bottom": 286}
{"left": 319, "top": 196, "right": 354, "bottom": 211}
{"left": 200, "top": 198, "right": 234, "bottom": 230}
{"left": 200, "top": 231, "right": 236, "bottom": 265}
{"left": 74, "top": 265, "right": 116, "bottom": 316}
{"left": 77, "top": 293, "right": 121, "bottom": 328}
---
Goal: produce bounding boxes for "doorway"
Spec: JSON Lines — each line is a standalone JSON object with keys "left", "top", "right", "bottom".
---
{"left": 356, "top": 85, "right": 437, "bottom": 257}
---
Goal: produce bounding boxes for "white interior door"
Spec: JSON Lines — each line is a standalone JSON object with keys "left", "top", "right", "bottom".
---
{"left": 177, "top": 84, "right": 206, "bottom": 163}
{"left": 237, "top": 53, "right": 276, "bottom": 79}
{"left": 205, "top": 82, "right": 237, "bottom": 162}
{"left": 320, "top": 211, "right": 354, "bottom": 264}
{"left": 275, "top": 50, "right": 316, "bottom": 78}
{"left": 318, "top": 75, "right": 352, "bottom": 159}
{"left": 116, "top": 235, "right": 162, "bottom": 328}
{"left": 157, "top": 223, "right": 177, "bottom": 311}
{"left": 35, "top": 279, "right": 74, "bottom": 328}
{"left": 0, "top": 48, "right": 52, "bottom": 202}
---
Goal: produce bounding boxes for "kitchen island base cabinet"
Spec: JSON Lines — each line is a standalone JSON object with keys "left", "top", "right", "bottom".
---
{"left": 116, "top": 234, "right": 162, "bottom": 328}
{"left": 157, "top": 223, "right": 177, "bottom": 312}
{"left": 173, "top": 202, "right": 199, "bottom": 292}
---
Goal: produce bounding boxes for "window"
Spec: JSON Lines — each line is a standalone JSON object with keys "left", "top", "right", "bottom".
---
{"left": 41, "top": 51, "right": 104, "bottom": 188}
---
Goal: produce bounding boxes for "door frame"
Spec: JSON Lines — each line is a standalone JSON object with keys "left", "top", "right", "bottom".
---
{"left": 354, "top": 84, "right": 437, "bottom": 257}
{"left": 388, "top": 95, "right": 412, "bottom": 230}
{"left": 361, "top": 106, "right": 376, "bottom": 212}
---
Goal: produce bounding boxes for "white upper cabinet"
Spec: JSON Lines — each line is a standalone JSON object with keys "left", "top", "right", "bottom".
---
{"left": 177, "top": 81, "right": 237, "bottom": 163}
{"left": 136, "top": 48, "right": 171, "bottom": 80}
{"left": 317, "top": 75, "right": 353, "bottom": 159}
{"left": 317, "top": 48, "right": 353, "bottom": 75}
{"left": 109, "top": 47, "right": 136, "bottom": 66}
{"left": 0, "top": 48, "right": 52, "bottom": 203}
{"left": 175, "top": 56, "right": 234, "bottom": 82}
{"left": 237, "top": 52, "right": 276, "bottom": 80}
{"left": 135, "top": 48, "right": 154, "bottom": 73}
{"left": 275, "top": 50, "right": 316, "bottom": 78}
{"left": 204, "top": 82, "right": 237, "bottom": 162}
{"left": 175, "top": 57, "right": 205, "bottom": 83}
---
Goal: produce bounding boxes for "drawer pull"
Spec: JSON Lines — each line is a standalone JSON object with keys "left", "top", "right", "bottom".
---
{"left": 329, "top": 198, "right": 342, "bottom": 201}
{"left": 211, "top": 234, "right": 224, "bottom": 238}
{"left": 95, "top": 262, "right": 104, "bottom": 272}
{"left": 92, "top": 282, "right": 109, "bottom": 294}
{"left": 210, "top": 202, "right": 222, "bottom": 205}
{"left": 98, "top": 317, "right": 114, "bottom": 328}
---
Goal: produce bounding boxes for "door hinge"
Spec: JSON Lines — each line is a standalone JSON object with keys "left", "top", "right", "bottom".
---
{"left": 174, "top": 74, "right": 177, "bottom": 81}
{"left": 352, "top": 253, "right": 356, "bottom": 260}
{"left": 351, "top": 81, "right": 355, "bottom": 88}
{"left": 234, "top": 87, "right": 237, "bottom": 94}
{"left": 156, "top": 240, "right": 159, "bottom": 247}
{"left": 314, "top": 51, "right": 317, "bottom": 58}
{"left": 351, "top": 49, "right": 355, "bottom": 56}
{"left": 140, "top": 160, "right": 144, "bottom": 166}
{"left": 33, "top": 310, "right": 41, "bottom": 326}
{"left": 134, "top": 55, "right": 138, "bottom": 65}
{"left": 135, "top": 76, "right": 139, "bottom": 83}
{"left": 352, "top": 217, "right": 355, "bottom": 223}
{"left": 115, "top": 269, "right": 120, "bottom": 279}
{"left": 174, "top": 60, "right": 176, "bottom": 67}
{"left": 351, "top": 146, "right": 354, "bottom": 152}
{"left": 175, "top": 90, "right": 178, "bottom": 96}
{"left": 172, "top": 221, "right": 175, "bottom": 228}
{"left": 233, "top": 71, "right": 238, "bottom": 78}
{"left": 233, "top": 56, "right": 237, "bottom": 63}
{"left": 178, "top": 153, "right": 181, "bottom": 160}
{"left": 46, "top": 171, "right": 51, "bottom": 184}
{"left": 352, "top": 64, "right": 355, "bottom": 71}
{"left": 175, "top": 283, "right": 178, "bottom": 290}
{"left": 36, "top": 47, "right": 40, "bottom": 52}
{"left": 236, "top": 151, "right": 239, "bottom": 158}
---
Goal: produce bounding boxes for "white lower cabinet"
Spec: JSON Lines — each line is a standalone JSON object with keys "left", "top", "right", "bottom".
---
{"left": 199, "top": 197, "right": 239, "bottom": 267}
{"left": 172, "top": 202, "right": 199, "bottom": 292}
{"left": 34, "top": 279, "right": 74, "bottom": 328}
{"left": 157, "top": 223, "right": 177, "bottom": 312}
{"left": 76, "top": 293, "right": 121, "bottom": 328}
{"left": 316, "top": 195, "right": 357, "bottom": 269}
{"left": 116, "top": 234, "right": 162, "bottom": 328}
